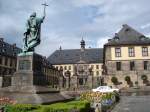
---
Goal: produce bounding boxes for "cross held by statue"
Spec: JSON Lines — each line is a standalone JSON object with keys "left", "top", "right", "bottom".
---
{"left": 42, "top": 2, "right": 49, "bottom": 8}
{"left": 42, "top": 2, "right": 48, "bottom": 17}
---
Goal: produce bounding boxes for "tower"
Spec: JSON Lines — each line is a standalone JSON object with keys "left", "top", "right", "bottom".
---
{"left": 80, "top": 38, "right": 85, "bottom": 51}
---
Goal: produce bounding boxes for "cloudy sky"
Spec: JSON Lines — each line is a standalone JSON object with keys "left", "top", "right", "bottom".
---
{"left": 0, "top": 0, "right": 150, "bottom": 57}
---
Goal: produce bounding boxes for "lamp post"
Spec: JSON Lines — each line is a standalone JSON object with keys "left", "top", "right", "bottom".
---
{"left": 136, "top": 71, "right": 139, "bottom": 88}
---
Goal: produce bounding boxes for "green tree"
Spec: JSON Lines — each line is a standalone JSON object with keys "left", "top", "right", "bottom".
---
{"left": 111, "top": 77, "right": 118, "bottom": 85}
{"left": 125, "top": 76, "right": 131, "bottom": 85}
{"left": 141, "top": 75, "right": 148, "bottom": 84}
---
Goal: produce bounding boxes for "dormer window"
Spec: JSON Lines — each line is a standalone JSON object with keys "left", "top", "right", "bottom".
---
{"left": 108, "top": 39, "right": 112, "bottom": 42}
{"left": 114, "top": 36, "right": 119, "bottom": 41}
{"left": 2, "top": 48, "right": 6, "bottom": 53}
{"left": 2, "top": 43, "right": 5, "bottom": 47}
{"left": 125, "top": 28, "right": 130, "bottom": 32}
{"left": 140, "top": 36, "right": 146, "bottom": 41}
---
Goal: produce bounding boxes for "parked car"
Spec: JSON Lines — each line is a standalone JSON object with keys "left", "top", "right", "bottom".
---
{"left": 92, "top": 86, "right": 119, "bottom": 93}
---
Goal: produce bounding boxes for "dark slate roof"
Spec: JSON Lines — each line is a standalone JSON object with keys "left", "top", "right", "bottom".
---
{"left": 47, "top": 48, "right": 103, "bottom": 64}
{"left": 0, "top": 39, "right": 22, "bottom": 57}
{"left": 105, "top": 24, "right": 150, "bottom": 46}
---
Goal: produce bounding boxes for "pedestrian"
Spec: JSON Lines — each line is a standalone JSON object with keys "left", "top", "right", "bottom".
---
{"left": 0, "top": 107, "right": 4, "bottom": 112}
{"left": 95, "top": 104, "right": 101, "bottom": 112}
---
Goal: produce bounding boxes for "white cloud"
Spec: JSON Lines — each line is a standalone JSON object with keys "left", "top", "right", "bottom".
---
{"left": 71, "top": 0, "right": 108, "bottom": 7}
{"left": 1, "top": 0, "right": 150, "bottom": 57}
{"left": 36, "top": 32, "right": 81, "bottom": 57}
{"left": 97, "top": 37, "right": 109, "bottom": 48}
{"left": 141, "top": 23, "right": 150, "bottom": 29}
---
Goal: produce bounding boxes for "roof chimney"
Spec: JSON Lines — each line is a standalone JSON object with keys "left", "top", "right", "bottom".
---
{"left": 12, "top": 43, "right": 16, "bottom": 47}
{"left": 122, "top": 24, "right": 128, "bottom": 28}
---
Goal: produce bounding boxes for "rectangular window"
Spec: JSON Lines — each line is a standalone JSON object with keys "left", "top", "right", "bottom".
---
{"left": 116, "top": 62, "right": 121, "bottom": 71}
{"left": 142, "top": 47, "right": 148, "bottom": 56}
{"left": 128, "top": 47, "right": 135, "bottom": 57}
{"left": 96, "top": 65, "right": 99, "bottom": 69}
{"left": 130, "top": 61, "right": 135, "bottom": 71}
{"left": 64, "top": 66, "right": 67, "bottom": 70}
{"left": 115, "top": 47, "right": 121, "bottom": 57}
{"left": 69, "top": 66, "right": 71, "bottom": 70}
{"left": 144, "top": 61, "right": 148, "bottom": 70}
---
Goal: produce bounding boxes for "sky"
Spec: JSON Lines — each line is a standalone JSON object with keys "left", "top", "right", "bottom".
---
{"left": 0, "top": 0, "right": 150, "bottom": 57}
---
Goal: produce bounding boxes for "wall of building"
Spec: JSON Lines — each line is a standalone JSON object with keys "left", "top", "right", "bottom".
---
{"left": 89, "top": 63, "right": 103, "bottom": 77}
{"left": 54, "top": 63, "right": 103, "bottom": 77}
{"left": 54, "top": 64, "right": 74, "bottom": 76}
{"left": 105, "top": 45, "right": 150, "bottom": 87}
{"left": 110, "top": 46, "right": 150, "bottom": 60}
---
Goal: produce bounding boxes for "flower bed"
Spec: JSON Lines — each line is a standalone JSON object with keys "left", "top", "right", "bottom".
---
{"left": 0, "top": 97, "right": 16, "bottom": 105}
{"left": 80, "top": 91, "right": 120, "bottom": 112}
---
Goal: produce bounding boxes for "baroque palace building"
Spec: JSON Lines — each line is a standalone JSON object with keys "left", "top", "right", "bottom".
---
{"left": 48, "top": 39, "right": 104, "bottom": 90}
{"left": 0, "top": 38, "right": 22, "bottom": 87}
{"left": 104, "top": 24, "right": 150, "bottom": 87}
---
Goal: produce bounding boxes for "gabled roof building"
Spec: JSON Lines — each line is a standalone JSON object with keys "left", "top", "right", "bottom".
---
{"left": 104, "top": 24, "right": 150, "bottom": 87}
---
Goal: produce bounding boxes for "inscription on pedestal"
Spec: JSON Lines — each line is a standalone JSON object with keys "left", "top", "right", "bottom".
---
{"left": 18, "top": 60, "right": 31, "bottom": 70}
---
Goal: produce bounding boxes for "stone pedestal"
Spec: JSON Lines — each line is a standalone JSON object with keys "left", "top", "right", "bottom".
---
{"left": 10, "top": 53, "right": 46, "bottom": 92}
{"left": 0, "top": 52, "right": 73, "bottom": 104}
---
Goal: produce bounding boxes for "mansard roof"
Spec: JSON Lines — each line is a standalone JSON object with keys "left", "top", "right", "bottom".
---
{"left": 105, "top": 24, "right": 150, "bottom": 46}
{"left": 47, "top": 48, "right": 103, "bottom": 65}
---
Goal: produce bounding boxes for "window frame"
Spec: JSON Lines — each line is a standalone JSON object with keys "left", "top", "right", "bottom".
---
{"left": 69, "top": 66, "right": 71, "bottom": 70}
{"left": 116, "top": 62, "right": 121, "bottom": 71}
{"left": 142, "top": 47, "right": 148, "bottom": 57}
{"left": 64, "top": 66, "right": 67, "bottom": 70}
{"left": 144, "top": 61, "right": 148, "bottom": 70}
{"left": 115, "top": 47, "right": 121, "bottom": 57}
{"left": 130, "top": 61, "right": 135, "bottom": 71}
{"left": 96, "top": 65, "right": 99, "bottom": 69}
{"left": 128, "top": 47, "right": 135, "bottom": 57}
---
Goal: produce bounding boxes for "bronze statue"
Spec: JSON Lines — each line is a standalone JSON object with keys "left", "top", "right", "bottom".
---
{"left": 23, "top": 2, "right": 48, "bottom": 52}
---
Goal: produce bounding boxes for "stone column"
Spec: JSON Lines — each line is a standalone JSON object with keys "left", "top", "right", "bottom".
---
{"left": 59, "top": 76, "right": 63, "bottom": 90}
{"left": 66, "top": 77, "right": 69, "bottom": 89}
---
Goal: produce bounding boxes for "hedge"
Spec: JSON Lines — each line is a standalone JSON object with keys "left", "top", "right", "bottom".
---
{"left": 4, "top": 100, "right": 90, "bottom": 112}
